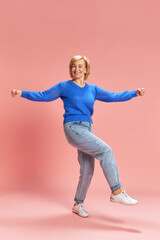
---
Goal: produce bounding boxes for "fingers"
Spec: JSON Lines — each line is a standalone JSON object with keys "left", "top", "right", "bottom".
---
{"left": 11, "top": 89, "right": 16, "bottom": 97}
{"left": 137, "top": 88, "right": 145, "bottom": 96}
{"left": 11, "top": 89, "right": 21, "bottom": 97}
{"left": 139, "top": 88, "right": 145, "bottom": 96}
{"left": 11, "top": 89, "right": 17, "bottom": 97}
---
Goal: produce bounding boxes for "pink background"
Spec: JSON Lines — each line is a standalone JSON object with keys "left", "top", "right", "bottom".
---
{"left": 0, "top": 0, "right": 159, "bottom": 195}
{"left": 0, "top": 0, "right": 159, "bottom": 194}
{"left": 0, "top": 0, "right": 160, "bottom": 239}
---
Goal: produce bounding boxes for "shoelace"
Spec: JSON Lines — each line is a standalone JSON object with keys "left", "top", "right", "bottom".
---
{"left": 79, "top": 203, "right": 84, "bottom": 209}
{"left": 77, "top": 204, "right": 87, "bottom": 212}
{"left": 121, "top": 190, "right": 134, "bottom": 199}
{"left": 121, "top": 190, "right": 128, "bottom": 197}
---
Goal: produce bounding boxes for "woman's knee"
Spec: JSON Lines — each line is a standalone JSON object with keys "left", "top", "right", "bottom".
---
{"left": 96, "top": 145, "right": 114, "bottom": 160}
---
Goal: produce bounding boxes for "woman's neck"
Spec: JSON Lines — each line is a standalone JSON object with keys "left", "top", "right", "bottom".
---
{"left": 72, "top": 78, "right": 86, "bottom": 87}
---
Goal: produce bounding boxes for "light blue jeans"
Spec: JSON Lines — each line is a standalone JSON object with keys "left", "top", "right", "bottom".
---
{"left": 63, "top": 121, "right": 122, "bottom": 203}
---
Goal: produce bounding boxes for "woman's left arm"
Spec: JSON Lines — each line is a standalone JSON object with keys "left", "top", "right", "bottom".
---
{"left": 95, "top": 86, "right": 145, "bottom": 102}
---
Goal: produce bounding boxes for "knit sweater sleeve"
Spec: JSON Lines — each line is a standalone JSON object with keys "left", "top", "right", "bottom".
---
{"left": 21, "top": 82, "right": 62, "bottom": 102}
{"left": 95, "top": 86, "right": 137, "bottom": 102}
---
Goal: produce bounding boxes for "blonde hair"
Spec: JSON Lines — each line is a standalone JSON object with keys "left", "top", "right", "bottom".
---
{"left": 69, "top": 55, "right": 90, "bottom": 80}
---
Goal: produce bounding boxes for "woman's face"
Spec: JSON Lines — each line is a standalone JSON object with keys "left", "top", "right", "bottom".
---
{"left": 71, "top": 59, "right": 87, "bottom": 81}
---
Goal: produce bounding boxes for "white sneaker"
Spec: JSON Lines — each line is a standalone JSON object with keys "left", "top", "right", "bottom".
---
{"left": 72, "top": 203, "right": 89, "bottom": 218}
{"left": 110, "top": 190, "right": 138, "bottom": 205}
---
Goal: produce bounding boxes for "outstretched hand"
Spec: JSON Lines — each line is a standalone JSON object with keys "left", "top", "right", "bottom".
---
{"left": 11, "top": 89, "right": 22, "bottom": 97}
{"left": 136, "top": 88, "right": 145, "bottom": 96}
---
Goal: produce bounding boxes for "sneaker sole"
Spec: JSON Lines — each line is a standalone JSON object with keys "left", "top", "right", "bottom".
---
{"left": 110, "top": 198, "right": 138, "bottom": 205}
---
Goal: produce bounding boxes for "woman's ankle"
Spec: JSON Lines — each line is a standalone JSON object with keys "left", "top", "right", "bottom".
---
{"left": 112, "top": 188, "right": 122, "bottom": 195}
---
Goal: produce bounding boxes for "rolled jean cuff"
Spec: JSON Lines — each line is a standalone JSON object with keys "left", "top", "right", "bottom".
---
{"left": 111, "top": 183, "right": 122, "bottom": 192}
{"left": 74, "top": 198, "right": 84, "bottom": 204}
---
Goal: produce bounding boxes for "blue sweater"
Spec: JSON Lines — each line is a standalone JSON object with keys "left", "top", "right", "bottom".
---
{"left": 21, "top": 80, "right": 137, "bottom": 124}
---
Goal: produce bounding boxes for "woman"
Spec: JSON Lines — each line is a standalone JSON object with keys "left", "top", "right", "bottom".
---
{"left": 11, "top": 55, "right": 145, "bottom": 218}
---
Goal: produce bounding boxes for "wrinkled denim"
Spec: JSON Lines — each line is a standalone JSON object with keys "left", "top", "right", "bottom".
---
{"left": 63, "top": 121, "right": 122, "bottom": 203}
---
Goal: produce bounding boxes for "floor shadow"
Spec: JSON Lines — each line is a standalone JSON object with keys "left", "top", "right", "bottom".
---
{"left": 0, "top": 213, "right": 141, "bottom": 234}
{"left": 0, "top": 189, "right": 142, "bottom": 234}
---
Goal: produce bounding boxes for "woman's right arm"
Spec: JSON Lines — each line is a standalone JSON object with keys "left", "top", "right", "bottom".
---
{"left": 11, "top": 82, "right": 62, "bottom": 102}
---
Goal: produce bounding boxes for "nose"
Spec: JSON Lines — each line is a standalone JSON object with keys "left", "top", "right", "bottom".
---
{"left": 74, "top": 66, "right": 80, "bottom": 71}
